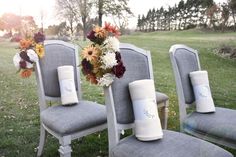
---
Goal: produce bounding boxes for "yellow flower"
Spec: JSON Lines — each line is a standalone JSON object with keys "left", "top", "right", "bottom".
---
{"left": 35, "top": 44, "right": 45, "bottom": 58}
{"left": 81, "top": 45, "right": 100, "bottom": 62}
{"left": 94, "top": 26, "right": 107, "bottom": 39}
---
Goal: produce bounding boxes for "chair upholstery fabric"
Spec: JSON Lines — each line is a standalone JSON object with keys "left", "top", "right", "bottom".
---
{"left": 156, "top": 91, "right": 169, "bottom": 104}
{"left": 112, "top": 130, "right": 233, "bottom": 157}
{"left": 111, "top": 49, "right": 150, "bottom": 124}
{"left": 39, "top": 44, "right": 78, "bottom": 97}
{"left": 174, "top": 48, "right": 199, "bottom": 104}
{"left": 41, "top": 101, "right": 107, "bottom": 135}
{"left": 183, "top": 107, "right": 236, "bottom": 142}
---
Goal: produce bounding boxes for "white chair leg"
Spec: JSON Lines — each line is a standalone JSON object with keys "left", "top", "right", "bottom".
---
{"left": 37, "top": 124, "right": 47, "bottom": 157}
{"left": 160, "top": 101, "right": 169, "bottom": 130}
{"left": 59, "top": 136, "right": 72, "bottom": 157}
{"left": 163, "top": 100, "right": 169, "bottom": 130}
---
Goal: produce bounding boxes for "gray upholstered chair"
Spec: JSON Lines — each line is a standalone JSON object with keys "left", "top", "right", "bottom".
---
{"left": 35, "top": 40, "right": 107, "bottom": 157}
{"left": 169, "top": 44, "right": 236, "bottom": 149}
{"left": 103, "top": 43, "right": 233, "bottom": 157}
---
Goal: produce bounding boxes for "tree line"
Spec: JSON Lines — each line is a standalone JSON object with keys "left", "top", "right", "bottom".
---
{"left": 137, "top": 0, "right": 236, "bottom": 32}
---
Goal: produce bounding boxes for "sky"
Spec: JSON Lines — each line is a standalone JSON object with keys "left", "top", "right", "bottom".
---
{"left": 0, "top": 0, "right": 227, "bottom": 29}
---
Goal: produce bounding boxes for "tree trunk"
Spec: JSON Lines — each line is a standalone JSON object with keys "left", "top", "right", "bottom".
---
{"left": 232, "top": 12, "right": 236, "bottom": 32}
{"left": 69, "top": 19, "right": 74, "bottom": 36}
{"left": 221, "top": 22, "right": 225, "bottom": 33}
{"left": 183, "top": 18, "right": 187, "bottom": 30}
{"left": 99, "top": 13, "right": 103, "bottom": 27}
{"left": 98, "top": 0, "right": 103, "bottom": 26}
{"left": 82, "top": 17, "right": 87, "bottom": 41}
{"left": 178, "top": 19, "right": 182, "bottom": 30}
{"left": 82, "top": 0, "right": 87, "bottom": 41}
{"left": 168, "top": 18, "right": 171, "bottom": 31}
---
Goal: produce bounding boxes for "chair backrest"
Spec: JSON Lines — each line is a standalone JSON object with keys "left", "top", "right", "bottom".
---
{"left": 112, "top": 43, "right": 153, "bottom": 124}
{"left": 35, "top": 40, "right": 82, "bottom": 111}
{"left": 104, "top": 43, "right": 154, "bottom": 150}
{"left": 169, "top": 44, "right": 201, "bottom": 126}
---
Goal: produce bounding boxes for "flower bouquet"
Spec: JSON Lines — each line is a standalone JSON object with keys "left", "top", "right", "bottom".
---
{"left": 81, "top": 22, "right": 126, "bottom": 86}
{"left": 13, "top": 32, "right": 45, "bottom": 78}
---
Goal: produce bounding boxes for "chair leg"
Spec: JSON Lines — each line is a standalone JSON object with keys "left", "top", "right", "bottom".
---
{"left": 160, "top": 101, "right": 169, "bottom": 130}
{"left": 37, "top": 124, "right": 47, "bottom": 157}
{"left": 59, "top": 136, "right": 72, "bottom": 157}
{"left": 163, "top": 100, "right": 169, "bottom": 130}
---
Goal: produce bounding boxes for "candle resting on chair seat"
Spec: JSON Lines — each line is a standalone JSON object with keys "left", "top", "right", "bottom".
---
{"left": 129, "top": 79, "right": 163, "bottom": 141}
{"left": 57, "top": 66, "right": 79, "bottom": 105}
{"left": 190, "top": 71, "right": 215, "bottom": 113}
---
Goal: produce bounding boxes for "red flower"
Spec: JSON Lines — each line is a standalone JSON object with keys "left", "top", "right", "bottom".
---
{"left": 104, "top": 22, "right": 121, "bottom": 37}
{"left": 115, "top": 52, "right": 121, "bottom": 62}
{"left": 34, "top": 32, "right": 45, "bottom": 43}
{"left": 104, "top": 22, "right": 112, "bottom": 32}
{"left": 19, "top": 60, "right": 27, "bottom": 69}
{"left": 81, "top": 59, "right": 93, "bottom": 75}
{"left": 112, "top": 61, "right": 126, "bottom": 78}
{"left": 87, "top": 30, "right": 105, "bottom": 45}
{"left": 87, "top": 30, "right": 96, "bottom": 42}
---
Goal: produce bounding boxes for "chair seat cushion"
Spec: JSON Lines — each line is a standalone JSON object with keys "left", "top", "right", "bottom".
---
{"left": 112, "top": 130, "right": 232, "bottom": 157}
{"left": 156, "top": 91, "right": 169, "bottom": 104}
{"left": 183, "top": 107, "right": 236, "bottom": 142}
{"left": 41, "top": 100, "right": 107, "bottom": 135}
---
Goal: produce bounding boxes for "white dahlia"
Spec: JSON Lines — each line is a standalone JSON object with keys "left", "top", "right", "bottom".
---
{"left": 104, "top": 36, "right": 120, "bottom": 52}
{"left": 97, "top": 73, "right": 115, "bottom": 86}
{"left": 101, "top": 52, "right": 118, "bottom": 69}
{"left": 27, "top": 49, "right": 39, "bottom": 63}
{"left": 13, "top": 53, "right": 21, "bottom": 69}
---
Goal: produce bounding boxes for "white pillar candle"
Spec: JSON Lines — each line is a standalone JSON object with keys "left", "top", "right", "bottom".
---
{"left": 129, "top": 79, "right": 163, "bottom": 141}
{"left": 57, "top": 66, "right": 79, "bottom": 105}
{"left": 190, "top": 71, "right": 215, "bottom": 113}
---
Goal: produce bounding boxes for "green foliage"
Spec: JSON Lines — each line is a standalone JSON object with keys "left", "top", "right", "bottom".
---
{"left": 97, "top": 0, "right": 132, "bottom": 28}
{"left": 137, "top": 0, "right": 234, "bottom": 31}
{"left": 0, "top": 30, "right": 236, "bottom": 156}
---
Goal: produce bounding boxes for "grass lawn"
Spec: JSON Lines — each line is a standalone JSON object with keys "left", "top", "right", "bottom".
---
{"left": 0, "top": 29, "right": 236, "bottom": 156}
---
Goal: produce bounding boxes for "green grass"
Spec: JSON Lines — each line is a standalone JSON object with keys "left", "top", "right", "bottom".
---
{"left": 0, "top": 29, "right": 236, "bottom": 156}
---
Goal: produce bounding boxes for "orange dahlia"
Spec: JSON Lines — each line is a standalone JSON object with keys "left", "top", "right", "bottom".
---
{"left": 94, "top": 26, "right": 107, "bottom": 39}
{"left": 20, "top": 39, "right": 33, "bottom": 49}
{"left": 20, "top": 69, "right": 32, "bottom": 78}
{"left": 86, "top": 73, "right": 98, "bottom": 84}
